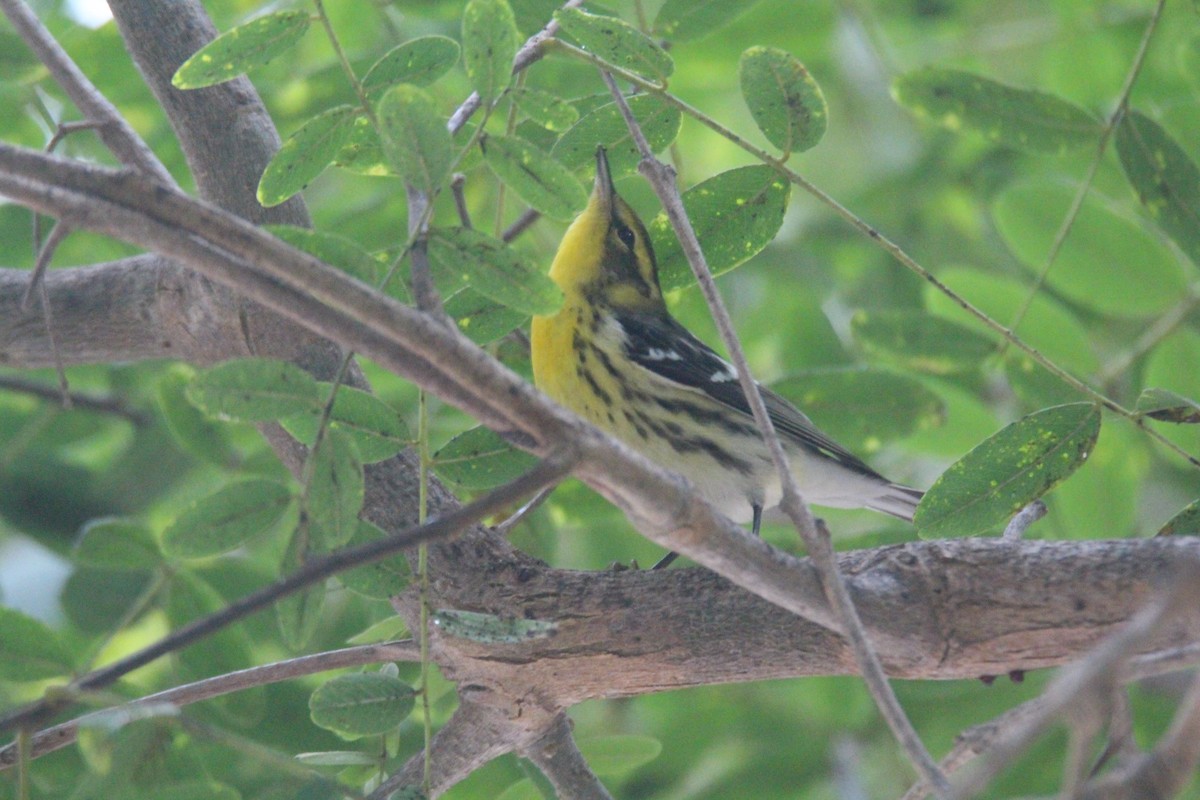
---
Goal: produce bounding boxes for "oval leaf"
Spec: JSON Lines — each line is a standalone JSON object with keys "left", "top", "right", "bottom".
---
{"left": 851, "top": 310, "right": 996, "bottom": 375}
{"left": 432, "top": 608, "right": 558, "bottom": 643}
{"left": 1158, "top": 499, "right": 1200, "bottom": 536}
{"left": 482, "top": 134, "right": 587, "bottom": 221}
{"left": 915, "top": 403, "right": 1101, "bottom": 538}
{"left": 362, "top": 36, "right": 460, "bottom": 98}
{"left": 462, "top": 0, "right": 519, "bottom": 101}
{"left": 309, "top": 673, "right": 415, "bottom": 738}
{"left": 276, "top": 546, "right": 326, "bottom": 651}
{"left": 0, "top": 606, "right": 73, "bottom": 680}
{"left": 432, "top": 425, "right": 539, "bottom": 490}
{"left": 993, "top": 182, "right": 1187, "bottom": 317}
{"left": 282, "top": 385, "right": 409, "bottom": 463}
{"left": 653, "top": 0, "right": 763, "bottom": 42}
{"left": 923, "top": 268, "right": 1098, "bottom": 373}
{"left": 187, "top": 358, "right": 321, "bottom": 422}
{"left": 578, "top": 735, "right": 663, "bottom": 776}
{"left": 512, "top": 86, "right": 579, "bottom": 132}
{"left": 74, "top": 517, "right": 161, "bottom": 570}
{"left": 426, "top": 227, "right": 562, "bottom": 315}
{"left": 378, "top": 84, "right": 453, "bottom": 195}
{"left": 305, "top": 430, "right": 364, "bottom": 550}
{"left": 267, "top": 225, "right": 383, "bottom": 286}
{"left": 157, "top": 365, "right": 240, "bottom": 468}
{"left": 339, "top": 521, "right": 412, "bottom": 599}
{"left": 1135, "top": 388, "right": 1200, "bottom": 424}
{"left": 652, "top": 165, "right": 790, "bottom": 291}
{"left": 554, "top": 8, "right": 673, "bottom": 82}
{"left": 770, "top": 367, "right": 945, "bottom": 454}
{"left": 172, "top": 11, "right": 310, "bottom": 89}
{"left": 162, "top": 479, "right": 296, "bottom": 558}
{"left": 1116, "top": 111, "right": 1200, "bottom": 267}
{"left": 553, "top": 94, "right": 682, "bottom": 179}
{"left": 892, "top": 67, "right": 1100, "bottom": 155}
{"left": 739, "top": 46, "right": 826, "bottom": 155}
{"left": 444, "top": 287, "right": 529, "bottom": 345}
{"left": 258, "top": 105, "right": 358, "bottom": 207}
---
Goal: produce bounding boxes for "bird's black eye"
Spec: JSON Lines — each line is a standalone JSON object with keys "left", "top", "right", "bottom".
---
{"left": 616, "top": 223, "right": 636, "bottom": 250}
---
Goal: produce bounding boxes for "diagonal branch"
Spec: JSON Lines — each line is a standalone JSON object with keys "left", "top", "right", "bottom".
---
{"left": 521, "top": 714, "right": 614, "bottom": 800}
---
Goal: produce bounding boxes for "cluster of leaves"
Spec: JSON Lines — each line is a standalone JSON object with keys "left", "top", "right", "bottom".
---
{"left": 2, "top": 0, "right": 1200, "bottom": 798}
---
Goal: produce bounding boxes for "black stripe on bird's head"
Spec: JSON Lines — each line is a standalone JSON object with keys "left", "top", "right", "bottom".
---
{"left": 546, "top": 147, "right": 664, "bottom": 312}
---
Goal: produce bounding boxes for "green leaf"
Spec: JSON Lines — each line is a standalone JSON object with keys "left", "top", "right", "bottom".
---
{"left": 578, "top": 735, "right": 663, "bottom": 776}
{"left": 161, "top": 479, "right": 296, "bottom": 559}
{"left": 0, "top": 606, "right": 73, "bottom": 680}
{"left": 338, "top": 521, "right": 413, "bottom": 599}
{"left": 770, "top": 368, "right": 945, "bottom": 454}
{"left": 281, "top": 385, "right": 409, "bottom": 464}
{"left": 258, "top": 106, "right": 358, "bottom": 207}
{"left": 1115, "top": 111, "right": 1200, "bottom": 267}
{"left": 309, "top": 673, "right": 415, "bottom": 738}
{"left": 915, "top": 403, "right": 1101, "bottom": 538}
{"left": 512, "top": 86, "right": 579, "bottom": 132}
{"left": 462, "top": 0, "right": 519, "bottom": 100}
{"left": 294, "top": 751, "right": 380, "bottom": 767}
{"left": 891, "top": 67, "right": 1100, "bottom": 155}
{"left": 167, "top": 573, "right": 262, "bottom": 724}
{"left": 554, "top": 8, "right": 673, "bottom": 82}
{"left": 378, "top": 84, "right": 453, "bottom": 195}
{"left": 157, "top": 365, "right": 240, "bottom": 468}
{"left": 426, "top": 227, "right": 562, "bottom": 315}
{"left": 432, "top": 425, "right": 539, "bottom": 490}
{"left": 305, "top": 430, "right": 364, "bottom": 549}
{"left": 171, "top": 11, "right": 311, "bottom": 89}
{"left": 1145, "top": 330, "right": 1200, "bottom": 459}
{"left": 74, "top": 517, "right": 161, "bottom": 570}
{"left": 267, "top": 225, "right": 384, "bottom": 286}
{"left": 992, "top": 182, "right": 1187, "bottom": 317}
{"left": 347, "top": 614, "right": 410, "bottom": 645}
{"left": 362, "top": 36, "right": 460, "bottom": 98}
{"left": 277, "top": 532, "right": 326, "bottom": 650}
{"left": 62, "top": 568, "right": 155, "bottom": 635}
{"left": 187, "top": 358, "right": 321, "bottom": 422}
{"left": 850, "top": 310, "right": 996, "bottom": 375}
{"left": 1004, "top": 353, "right": 1080, "bottom": 409}
{"left": 335, "top": 115, "right": 391, "bottom": 176}
{"left": 923, "top": 268, "right": 1098, "bottom": 373}
{"left": 444, "top": 288, "right": 529, "bottom": 345}
{"left": 482, "top": 134, "right": 587, "bottom": 221}
{"left": 1135, "top": 388, "right": 1200, "bottom": 424}
{"left": 552, "top": 94, "right": 682, "bottom": 178}
{"left": 432, "top": 608, "right": 558, "bottom": 643}
{"left": 1158, "top": 499, "right": 1200, "bottom": 536}
{"left": 652, "top": 165, "right": 791, "bottom": 291}
{"left": 653, "top": 0, "right": 764, "bottom": 42}
{"left": 739, "top": 46, "right": 826, "bottom": 155}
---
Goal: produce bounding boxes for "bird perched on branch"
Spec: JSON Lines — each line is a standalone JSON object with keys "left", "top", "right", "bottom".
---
{"left": 531, "top": 148, "right": 922, "bottom": 565}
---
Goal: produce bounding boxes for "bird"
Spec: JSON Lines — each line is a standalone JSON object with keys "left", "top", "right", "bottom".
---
{"left": 530, "top": 147, "right": 922, "bottom": 566}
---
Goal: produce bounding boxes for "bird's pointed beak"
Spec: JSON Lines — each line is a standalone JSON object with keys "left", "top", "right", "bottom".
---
{"left": 593, "top": 146, "right": 615, "bottom": 213}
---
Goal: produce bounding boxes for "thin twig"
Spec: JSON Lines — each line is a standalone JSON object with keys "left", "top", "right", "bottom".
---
{"left": 600, "top": 71, "right": 951, "bottom": 798}
{"left": 501, "top": 208, "right": 541, "bottom": 243}
{"left": 446, "top": 0, "right": 587, "bottom": 135}
{"left": 450, "top": 174, "right": 472, "bottom": 229}
{"left": 0, "top": 0, "right": 172, "bottom": 182}
{"left": 0, "top": 640, "right": 418, "bottom": 768}
{"left": 21, "top": 221, "right": 69, "bottom": 311}
{"left": 1002, "top": 501, "right": 1047, "bottom": 542}
{"left": 949, "top": 559, "right": 1200, "bottom": 798}
{"left": 1002, "top": 0, "right": 1166, "bottom": 345}
{"left": 0, "top": 455, "right": 573, "bottom": 736}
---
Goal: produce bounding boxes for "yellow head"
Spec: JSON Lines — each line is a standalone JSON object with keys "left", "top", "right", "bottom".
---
{"left": 546, "top": 148, "right": 664, "bottom": 313}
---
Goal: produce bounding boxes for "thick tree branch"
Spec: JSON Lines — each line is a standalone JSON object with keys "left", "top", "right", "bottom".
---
{"left": 521, "top": 714, "right": 614, "bottom": 800}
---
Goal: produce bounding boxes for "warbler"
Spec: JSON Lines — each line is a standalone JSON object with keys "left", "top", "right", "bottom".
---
{"left": 531, "top": 148, "right": 922, "bottom": 562}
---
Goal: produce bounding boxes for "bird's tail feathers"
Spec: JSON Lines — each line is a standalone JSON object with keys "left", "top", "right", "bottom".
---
{"left": 865, "top": 484, "right": 924, "bottom": 523}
